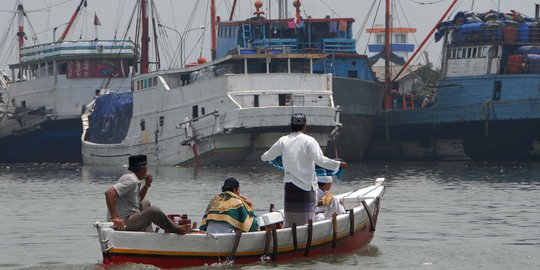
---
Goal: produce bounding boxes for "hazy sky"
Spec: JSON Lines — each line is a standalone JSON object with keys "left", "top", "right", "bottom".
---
{"left": 0, "top": 0, "right": 538, "bottom": 70}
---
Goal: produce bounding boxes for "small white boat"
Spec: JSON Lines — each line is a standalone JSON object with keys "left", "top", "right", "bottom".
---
{"left": 94, "top": 178, "right": 385, "bottom": 269}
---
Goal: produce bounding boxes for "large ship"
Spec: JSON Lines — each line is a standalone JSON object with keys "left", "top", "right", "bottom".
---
{"left": 0, "top": 0, "right": 135, "bottom": 163}
{"left": 81, "top": 0, "right": 382, "bottom": 166}
{"left": 365, "top": 4, "right": 540, "bottom": 161}
{"left": 213, "top": 0, "right": 384, "bottom": 161}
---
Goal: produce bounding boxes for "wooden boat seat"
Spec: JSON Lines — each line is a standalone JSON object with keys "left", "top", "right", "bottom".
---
{"left": 257, "top": 211, "right": 284, "bottom": 228}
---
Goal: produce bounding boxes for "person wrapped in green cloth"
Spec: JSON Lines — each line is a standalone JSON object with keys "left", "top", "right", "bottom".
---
{"left": 200, "top": 177, "right": 259, "bottom": 233}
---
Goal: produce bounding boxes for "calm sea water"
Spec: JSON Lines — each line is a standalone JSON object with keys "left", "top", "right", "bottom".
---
{"left": 0, "top": 162, "right": 538, "bottom": 270}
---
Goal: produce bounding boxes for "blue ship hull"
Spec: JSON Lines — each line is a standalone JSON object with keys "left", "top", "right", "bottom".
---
{"left": 365, "top": 74, "right": 540, "bottom": 161}
{"left": 0, "top": 118, "right": 82, "bottom": 163}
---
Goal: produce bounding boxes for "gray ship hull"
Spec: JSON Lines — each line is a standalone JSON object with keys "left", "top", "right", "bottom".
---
{"left": 330, "top": 77, "right": 385, "bottom": 161}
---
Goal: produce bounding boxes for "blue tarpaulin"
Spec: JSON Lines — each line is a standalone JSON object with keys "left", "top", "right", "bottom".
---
{"left": 86, "top": 92, "right": 133, "bottom": 144}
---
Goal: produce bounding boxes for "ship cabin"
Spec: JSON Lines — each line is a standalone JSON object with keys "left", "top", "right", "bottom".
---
{"left": 8, "top": 40, "right": 136, "bottom": 83}
{"left": 441, "top": 20, "right": 540, "bottom": 78}
{"left": 137, "top": 52, "right": 327, "bottom": 91}
{"left": 215, "top": 16, "right": 374, "bottom": 81}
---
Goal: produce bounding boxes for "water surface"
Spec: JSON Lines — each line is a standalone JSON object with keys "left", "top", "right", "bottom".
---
{"left": 0, "top": 162, "right": 538, "bottom": 269}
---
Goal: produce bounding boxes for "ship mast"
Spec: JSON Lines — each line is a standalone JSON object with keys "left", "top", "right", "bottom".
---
{"left": 59, "top": 0, "right": 87, "bottom": 42}
{"left": 140, "top": 0, "right": 149, "bottom": 74}
{"left": 383, "top": 0, "right": 392, "bottom": 109}
{"left": 16, "top": 0, "right": 25, "bottom": 62}
{"left": 211, "top": 0, "right": 217, "bottom": 59}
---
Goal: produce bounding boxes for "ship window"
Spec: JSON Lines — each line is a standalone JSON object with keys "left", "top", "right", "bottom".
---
{"left": 376, "top": 34, "right": 385, "bottom": 44}
{"left": 201, "top": 107, "right": 206, "bottom": 115}
{"left": 254, "top": 95, "right": 259, "bottom": 107}
{"left": 347, "top": 70, "right": 358, "bottom": 78}
{"left": 457, "top": 49, "right": 462, "bottom": 59}
{"left": 395, "top": 33, "right": 407, "bottom": 44}
{"left": 58, "top": 63, "right": 67, "bottom": 75}
{"left": 467, "top": 48, "right": 472, "bottom": 58}
{"left": 21, "top": 100, "right": 26, "bottom": 108}
{"left": 144, "top": 79, "right": 148, "bottom": 88}
{"left": 192, "top": 105, "right": 199, "bottom": 119}
{"left": 473, "top": 48, "right": 478, "bottom": 58}
{"left": 159, "top": 116, "right": 164, "bottom": 127}
{"left": 140, "top": 119, "right": 146, "bottom": 131}
{"left": 461, "top": 49, "right": 466, "bottom": 59}
{"left": 279, "top": 94, "right": 292, "bottom": 106}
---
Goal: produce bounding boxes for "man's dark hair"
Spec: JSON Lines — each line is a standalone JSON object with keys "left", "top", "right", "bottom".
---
{"left": 317, "top": 182, "right": 326, "bottom": 189}
{"left": 222, "top": 177, "right": 240, "bottom": 192}
{"left": 290, "top": 113, "right": 306, "bottom": 132}
{"left": 290, "top": 123, "right": 305, "bottom": 132}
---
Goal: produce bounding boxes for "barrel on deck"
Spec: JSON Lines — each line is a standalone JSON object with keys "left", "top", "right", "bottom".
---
{"left": 525, "top": 54, "right": 540, "bottom": 74}
{"left": 519, "top": 23, "right": 530, "bottom": 43}
{"left": 503, "top": 23, "right": 518, "bottom": 42}
{"left": 506, "top": 55, "right": 523, "bottom": 74}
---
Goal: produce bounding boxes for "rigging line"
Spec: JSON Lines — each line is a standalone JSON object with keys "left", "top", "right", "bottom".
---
{"left": 396, "top": 0, "right": 428, "bottom": 64}
{"left": 407, "top": 0, "right": 449, "bottom": 5}
{"left": 363, "top": 0, "right": 383, "bottom": 55}
{"left": 183, "top": 0, "right": 201, "bottom": 34}
{"left": 24, "top": 14, "right": 40, "bottom": 45}
{"left": 318, "top": 0, "right": 339, "bottom": 18}
{"left": 170, "top": 0, "right": 178, "bottom": 32}
{"left": 35, "top": 0, "right": 73, "bottom": 12}
{"left": 0, "top": 12, "right": 16, "bottom": 55}
{"left": 0, "top": 38, "right": 16, "bottom": 67}
{"left": 44, "top": 0, "right": 52, "bottom": 42}
{"left": 103, "top": 1, "right": 138, "bottom": 90}
{"left": 113, "top": 0, "right": 128, "bottom": 39}
{"left": 199, "top": 0, "right": 210, "bottom": 57}
{"left": 355, "top": 0, "right": 377, "bottom": 44}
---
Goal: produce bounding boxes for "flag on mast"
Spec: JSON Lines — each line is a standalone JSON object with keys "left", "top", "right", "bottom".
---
{"left": 94, "top": 12, "right": 101, "bottom": 26}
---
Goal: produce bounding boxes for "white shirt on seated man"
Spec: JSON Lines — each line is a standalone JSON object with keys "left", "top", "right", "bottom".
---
{"left": 315, "top": 176, "right": 346, "bottom": 221}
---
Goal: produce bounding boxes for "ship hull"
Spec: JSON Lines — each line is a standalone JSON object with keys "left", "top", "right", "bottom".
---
{"left": 0, "top": 118, "right": 82, "bottom": 163}
{"left": 365, "top": 75, "right": 540, "bottom": 161}
{"left": 331, "top": 78, "right": 384, "bottom": 161}
{"left": 82, "top": 73, "right": 340, "bottom": 167}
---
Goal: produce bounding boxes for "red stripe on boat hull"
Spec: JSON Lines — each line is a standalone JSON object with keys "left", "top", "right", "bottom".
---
{"left": 103, "top": 229, "right": 375, "bottom": 268}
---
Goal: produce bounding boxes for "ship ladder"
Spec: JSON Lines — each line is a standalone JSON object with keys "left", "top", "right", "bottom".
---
{"left": 403, "top": 94, "right": 415, "bottom": 110}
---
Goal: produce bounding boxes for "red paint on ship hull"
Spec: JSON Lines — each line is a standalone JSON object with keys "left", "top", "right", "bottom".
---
{"left": 103, "top": 229, "right": 375, "bottom": 269}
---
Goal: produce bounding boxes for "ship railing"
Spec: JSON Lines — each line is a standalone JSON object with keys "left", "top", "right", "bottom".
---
{"left": 322, "top": 38, "right": 356, "bottom": 54}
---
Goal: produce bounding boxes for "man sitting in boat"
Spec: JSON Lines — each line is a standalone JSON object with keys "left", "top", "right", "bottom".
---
{"left": 200, "top": 177, "right": 259, "bottom": 233}
{"left": 104, "top": 155, "right": 192, "bottom": 234}
{"left": 315, "top": 176, "right": 346, "bottom": 221}
{"left": 261, "top": 113, "right": 347, "bottom": 228}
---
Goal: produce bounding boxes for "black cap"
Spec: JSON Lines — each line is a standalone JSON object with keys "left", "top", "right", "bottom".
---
{"left": 291, "top": 113, "right": 306, "bottom": 125}
{"left": 128, "top": 155, "right": 147, "bottom": 170}
{"left": 222, "top": 177, "right": 240, "bottom": 192}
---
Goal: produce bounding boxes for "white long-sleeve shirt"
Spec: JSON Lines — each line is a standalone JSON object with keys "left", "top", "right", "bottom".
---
{"left": 261, "top": 132, "right": 341, "bottom": 191}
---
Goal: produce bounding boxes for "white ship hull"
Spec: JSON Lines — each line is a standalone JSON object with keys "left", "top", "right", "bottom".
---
{"left": 82, "top": 72, "right": 340, "bottom": 166}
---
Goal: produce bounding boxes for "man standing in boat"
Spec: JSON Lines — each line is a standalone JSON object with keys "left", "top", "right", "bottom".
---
{"left": 261, "top": 113, "right": 347, "bottom": 227}
{"left": 104, "top": 155, "right": 191, "bottom": 234}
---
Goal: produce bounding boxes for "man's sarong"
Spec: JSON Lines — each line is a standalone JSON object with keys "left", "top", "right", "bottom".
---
{"left": 200, "top": 191, "right": 258, "bottom": 232}
{"left": 284, "top": 182, "right": 315, "bottom": 227}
